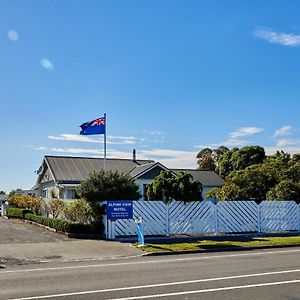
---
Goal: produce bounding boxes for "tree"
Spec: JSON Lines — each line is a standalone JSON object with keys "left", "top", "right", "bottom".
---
{"left": 64, "top": 199, "right": 92, "bottom": 224}
{"left": 77, "top": 170, "right": 140, "bottom": 231}
{"left": 47, "top": 198, "right": 66, "bottom": 218}
{"left": 231, "top": 146, "right": 266, "bottom": 170}
{"left": 284, "top": 160, "right": 300, "bottom": 182}
{"left": 197, "top": 148, "right": 214, "bottom": 170}
{"left": 208, "top": 164, "right": 277, "bottom": 203}
{"left": 146, "top": 170, "right": 203, "bottom": 204}
{"left": 267, "top": 180, "right": 300, "bottom": 203}
{"left": 208, "top": 146, "right": 300, "bottom": 203}
{"left": 77, "top": 170, "right": 141, "bottom": 203}
{"left": 196, "top": 146, "right": 229, "bottom": 171}
{"left": 216, "top": 146, "right": 265, "bottom": 178}
{"left": 173, "top": 171, "right": 203, "bottom": 203}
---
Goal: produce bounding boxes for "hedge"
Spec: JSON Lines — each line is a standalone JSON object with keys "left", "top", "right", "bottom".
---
{"left": 6, "top": 208, "right": 103, "bottom": 234}
{"left": 24, "top": 213, "right": 102, "bottom": 234}
{"left": 6, "top": 207, "right": 33, "bottom": 218}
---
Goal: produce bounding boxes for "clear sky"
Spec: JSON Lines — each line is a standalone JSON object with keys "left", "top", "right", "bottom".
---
{"left": 1, "top": 0, "right": 300, "bottom": 193}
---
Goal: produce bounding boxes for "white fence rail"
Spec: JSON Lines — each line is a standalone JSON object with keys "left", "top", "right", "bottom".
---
{"left": 111, "top": 200, "right": 300, "bottom": 237}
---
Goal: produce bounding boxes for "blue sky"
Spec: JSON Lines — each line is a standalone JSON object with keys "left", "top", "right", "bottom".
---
{"left": 1, "top": 0, "right": 300, "bottom": 192}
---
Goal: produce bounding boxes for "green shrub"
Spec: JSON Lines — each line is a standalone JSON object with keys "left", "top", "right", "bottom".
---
{"left": 24, "top": 213, "right": 103, "bottom": 234}
{"left": 8, "top": 194, "right": 43, "bottom": 214}
{"left": 64, "top": 199, "right": 92, "bottom": 224}
{"left": 6, "top": 208, "right": 33, "bottom": 218}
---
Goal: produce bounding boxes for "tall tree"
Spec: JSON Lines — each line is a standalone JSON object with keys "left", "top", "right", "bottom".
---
{"left": 216, "top": 148, "right": 239, "bottom": 177}
{"left": 207, "top": 148, "right": 300, "bottom": 203}
{"left": 216, "top": 146, "right": 265, "bottom": 178}
{"left": 266, "top": 180, "right": 300, "bottom": 203}
{"left": 196, "top": 146, "right": 229, "bottom": 171}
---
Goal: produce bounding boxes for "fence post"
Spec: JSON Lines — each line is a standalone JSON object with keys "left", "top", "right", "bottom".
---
{"left": 166, "top": 203, "right": 170, "bottom": 236}
{"left": 298, "top": 204, "right": 300, "bottom": 231}
{"left": 257, "top": 203, "right": 261, "bottom": 233}
{"left": 214, "top": 204, "right": 218, "bottom": 234}
{"left": 278, "top": 202, "right": 282, "bottom": 231}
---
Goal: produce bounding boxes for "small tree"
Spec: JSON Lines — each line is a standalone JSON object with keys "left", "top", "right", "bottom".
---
{"left": 146, "top": 170, "right": 203, "bottom": 204}
{"left": 77, "top": 170, "right": 141, "bottom": 228}
{"left": 64, "top": 199, "right": 92, "bottom": 224}
{"left": 48, "top": 199, "right": 66, "bottom": 218}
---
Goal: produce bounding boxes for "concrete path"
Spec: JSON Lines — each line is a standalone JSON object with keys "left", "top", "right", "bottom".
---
{"left": 0, "top": 218, "right": 142, "bottom": 267}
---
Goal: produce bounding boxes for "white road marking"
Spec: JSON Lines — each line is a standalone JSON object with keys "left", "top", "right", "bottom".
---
{"left": 8, "top": 269, "right": 300, "bottom": 299}
{"left": 1, "top": 248, "right": 300, "bottom": 275}
{"left": 108, "top": 279, "right": 300, "bottom": 300}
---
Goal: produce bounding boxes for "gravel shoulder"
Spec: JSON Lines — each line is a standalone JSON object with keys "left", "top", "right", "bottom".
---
{"left": 0, "top": 217, "right": 70, "bottom": 244}
{"left": 0, "top": 217, "right": 142, "bottom": 267}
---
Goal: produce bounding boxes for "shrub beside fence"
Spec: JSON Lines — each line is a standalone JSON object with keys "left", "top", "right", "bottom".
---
{"left": 6, "top": 208, "right": 103, "bottom": 235}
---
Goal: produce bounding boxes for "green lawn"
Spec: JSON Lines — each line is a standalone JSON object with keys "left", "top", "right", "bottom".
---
{"left": 134, "top": 236, "right": 300, "bottom": 253}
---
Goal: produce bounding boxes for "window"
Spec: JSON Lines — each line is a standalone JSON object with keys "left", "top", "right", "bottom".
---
{"left": 67, "top": 189, "right": 75, "bottom": 199}
{"left": 42, "top": 189, "right": 47, "bottom": 198}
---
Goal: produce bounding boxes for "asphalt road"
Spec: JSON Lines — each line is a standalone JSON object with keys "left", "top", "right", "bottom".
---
{"left": 1, "top": 247, "right": 300, "bottom": 300}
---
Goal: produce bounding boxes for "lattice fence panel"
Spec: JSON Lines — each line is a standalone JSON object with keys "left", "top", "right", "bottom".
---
{"left": 169, "top": 201, "right": 215, "bottom": 234}
{"left": 217, "top": 201, "right": 258, "bottom": 233}
{"left": 260, "top": 201, "right": 299, "bottom": 232}
{"left": 112, "top": 200, "right": 300, "bottom": 237}
{"left": 114, "top": 201, "right": 167, "bottom": 236}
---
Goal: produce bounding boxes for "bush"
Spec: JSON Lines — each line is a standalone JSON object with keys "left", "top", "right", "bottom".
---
{"left": 46, "top": 199, "right": 66, "bottom": 218}
{"left": 6, "top": 207, "right": 33, "bottom": 218}
{"left": 24, "top": 213, "right": 103, "bottom": 234}
{"left": 8, "top": 194, "right": 43, "bottom": 214}
{"left": 64, "top": 199, "right": 92, "bottom": 224}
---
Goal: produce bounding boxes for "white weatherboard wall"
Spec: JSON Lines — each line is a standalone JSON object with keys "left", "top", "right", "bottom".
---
{"left": 111, "top": 200, "right": 300, "bottom": 237}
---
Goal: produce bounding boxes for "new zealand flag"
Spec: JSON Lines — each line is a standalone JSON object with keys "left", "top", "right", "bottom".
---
{"left": 79, "top": 116, "right": 106, "bottom": 135}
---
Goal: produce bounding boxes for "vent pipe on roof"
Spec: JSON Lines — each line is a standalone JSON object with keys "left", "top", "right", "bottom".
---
{"left": 133, "top": 149, "right": 136, "bottom": 162}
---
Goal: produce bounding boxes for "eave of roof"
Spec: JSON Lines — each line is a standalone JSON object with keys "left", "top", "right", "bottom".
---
{"left": 130, "top": 162, "right": 172, "bottom": 179}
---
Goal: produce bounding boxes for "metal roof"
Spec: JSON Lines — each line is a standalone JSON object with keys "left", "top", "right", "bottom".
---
{"left": 171, "top": 169, "right": 224, "bottom": 187}
{"left": 129, "top": 162, "right": 158, "bottom": 178}
{"left": 35, "top": 156, "right": 224, "bottom": 188}
{"left": 44, "top": 156, "right": 154, "bottom": 183}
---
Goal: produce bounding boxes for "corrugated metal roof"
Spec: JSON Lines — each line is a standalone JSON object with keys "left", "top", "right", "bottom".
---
{"left": 129, "top": 162, "right": 158, "bottom": 178}
{"left": 171, "top": 169, "right": 224, "bottom": 187}
{"left": 45, "top": 156, "right": 154, "bottom": 183}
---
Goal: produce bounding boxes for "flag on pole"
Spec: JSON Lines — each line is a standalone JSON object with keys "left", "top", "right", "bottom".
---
{"left": 79, "top": 116, "right": 106, "bottom": 135}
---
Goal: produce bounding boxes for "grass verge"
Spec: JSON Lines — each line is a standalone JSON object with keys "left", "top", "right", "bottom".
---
{"left": 134, "top": 236, "right": 300, "bottom": 253}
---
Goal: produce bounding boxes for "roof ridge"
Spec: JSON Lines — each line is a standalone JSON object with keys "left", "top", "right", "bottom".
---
{"left": 171, "top": 168, "right": 215, "bottom": 172}
{"left": 133, "top": 161, "right": 157, "bottom": 168}
{"left": 45, "top": 155, "right": 154, "bottom": 162}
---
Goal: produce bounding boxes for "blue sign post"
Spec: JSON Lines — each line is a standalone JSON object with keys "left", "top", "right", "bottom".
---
{"left": 135, "top": 216, "right": 145, "bottom": 247}
{"left": 107, "top": 201, "right": 133, "bottom": 220}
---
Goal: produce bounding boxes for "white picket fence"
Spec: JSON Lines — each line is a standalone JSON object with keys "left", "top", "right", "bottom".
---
{"left": 109, "top": 200, "right": 300, "bottom": 237}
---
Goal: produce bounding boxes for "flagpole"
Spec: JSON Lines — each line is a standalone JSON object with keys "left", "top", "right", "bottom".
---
{"left": 103, "top": 113, "right": 107, "bottom": 171}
